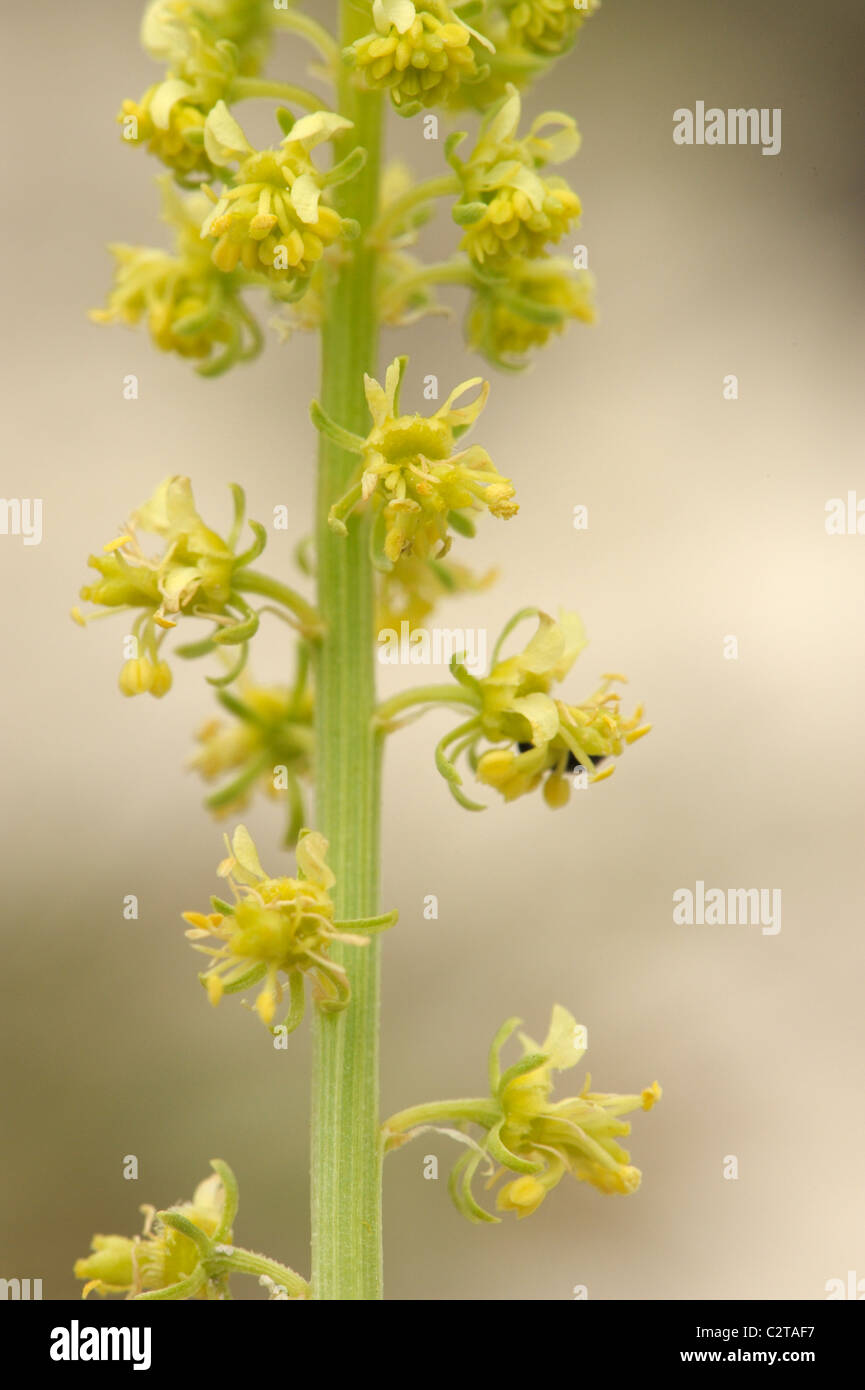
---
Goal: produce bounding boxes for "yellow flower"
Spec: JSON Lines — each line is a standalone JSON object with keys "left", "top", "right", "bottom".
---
{"left": 121, "top": 1, "right": 269, "bottom": 177}
{"left": 190, "top": 665, "right": 314, "bottom": 839}
{"left": 377, "top": 552, "right": 496, "bottom": 633}
{"left": 183, "top": 826, "right": 397, "bottom": 1030}
{"left": 74, "top": 1170, "right": 229, "bottom": 1299}
{"left": 120, "top": 85, "right": 211, "bottom": 177}
{"left": 74, "top": 1160, "right": 309, "bottom": 1301}
{"left": 384, "top": 1007, "right": 661, "bottom": 1223}
{"left": 74, "top": 476, "right": 270, "bottom": 694}
{"left": 91, "top": 179, "right": 262, "bottom": 375}
{"left": 431, "top": 608, "right": 650, "bottom": 808}
{"left": 322, "top": 356, "right": 517, "bottom": 567}
{"left": 466, "top": 257, "right": 595, "bottom": 369}
{"left": 141, "top": 0, "right": 270, "bottom": 75}
{"left": 73, "top": 1236, "right": 136, "bottom": 1296}
{"left": 450, "top": 85, "right": 582, "bottom": 268}
{"left": 493, "top": 1007, "right": 660, "bottom": 1210}
{"left": 501, "top": 0, "right": 601, "bottom": 57}
{"left": 348, "top": 0, "right": 492, "bottom": 114}
{"left": 200, "top": 104, "right": 356, "bottom": 288}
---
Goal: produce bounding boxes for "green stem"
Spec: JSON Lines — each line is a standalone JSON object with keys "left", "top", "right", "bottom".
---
{"left": 371, "top": 174, "right": 460, "bottom": 241}
{"left": 233, "top": 569, "right": 323, "bottom": 635}
{"left": 310, "top": 2, "right": 385, "bottom": 1302}
{"left": 231, "top": 77, "right": 326, "bottom": 111}
{"left": 374, "top": 684, "right": 479, "bottom": 727}
{"left": 384, "top": 1098, "right": 499, "bottom": 1138}
{"left": 380, "top": 258, "right": 474, "bottom": 316}
{"left": 212, "top": 1247, "right": 310, "bottom": 1299}
{"left": 272, "top": 8, "right": 341, "bottom": 68}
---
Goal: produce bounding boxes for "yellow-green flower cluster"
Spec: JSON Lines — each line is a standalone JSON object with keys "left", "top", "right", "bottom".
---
{"left": 467, "top": 257, "right": 595, "bottom": 368}
{"left": 72, "top": 476, "right": 270, "bottom": 695}
{"left": 377, "top": 552, "right": 496, "bottom": 634}
{"left": 384, "top": 1006, "right": 661, "bottom": 1222}
{"left": 432, "top": 608, "right": 650, "bottom": 808}
{"left": 347, "top": 0, "right": 492, "bottom": 115}
{"left": 183, "top": 826, "right": 397, "bottom": 1030}
{"left": 74, "top": 1160, "right": 310, "bottom": 1300}
{"left": 121, "top": 0, "right": 271, "bottom": 179}
{"left": 190, "top": 664, "right": 313, "bottom": 840}
{"left": 443, "top": 0, "right": 600, "bottom": 110}
{"left": 321, "top": 356, "right": 517, "bottom": 567}
{"left": 200, "top": 104, "right": 358, "bottom": 291}
{"left": 74, "top": 1168, "right": 229, "bottom": 1299}
{"left": 273, "top": 162, "right": 448, "bottom": 337}
{"left": 501, "top": 0, "right": 601, "bottom": 57}
{"left": 450, "top": 85, "right": 582, "bottom": 268}
{"left": 91, "top": 179, "right": 261, "bottom": 374}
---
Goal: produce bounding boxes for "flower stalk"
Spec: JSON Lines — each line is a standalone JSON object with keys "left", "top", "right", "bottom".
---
{"left": 310, "top": 0, "right": 386, "bottom": 1301}
{"left": 78, "top": 0, "right": 659, "bottom": 1304}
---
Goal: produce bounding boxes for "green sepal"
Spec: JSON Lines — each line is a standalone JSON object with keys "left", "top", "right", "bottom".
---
{"left": 447, "top": 508, "right": 476, "bottom": 538}
{"left": 214, "top": 687, "right": 259, "bottom": 723}
{"left": 204, "top": 756, "right": 269, "bottom": 810}
{"left": 369, "top": 509, "right": 393, "bottom": 572}
{"left": 195, "top": 319, "right": 242, "bottom": 378}
{"left": 324, "top": 145, "right": 367, "bottom": 188}
{"left": 444, "top": 131, "right": 467, "bottom": 166}
{"left": 497, "top": 1051, "right": 549, "bottom": 1096}
{"left": 173, "top": 285, "right": 222, "bottom": 336}
{"left": 211, "top": 610, "right": 260, "bottom": 645}
{"left": 208, "top": 1158, "right": 239, "bottom": 1242}
{"left": 175, "top": 635, "right": 218, "bottom": 659}
{"left": 499, "top": 290, "right": 567, "bottom": 326}
{"left": 157, "top": 1211, "right": 212, "bottom": 1256}
{"left": 272, "top": 969, "right": 306, "bottom": 1035}
{"left": 488, "top": 1016, "right": 522, "bottom": 1093}
{"left": 206, "top": 641, "right": 249, "bottom": 686}
{"left": 334, "top": 909, "right": 399, "bottom": 935}
{"left": 390, "top": 353, "right": 409, "bottom": 414}
{"left": 310, "top": 399, "right": 366, "bottom": 453}
{"left": 434, "top": 722, "right": 486, "bottom": 812}
{"left": 232, "top": 519, "right": 268, "bottom": 569}
{"left": 490, "top": 606, "right": 541, "bottom": 667}
{"left": 210, "top": 896, "right": 235, "bottom": 915}
{"left": 449, "top": 653, "right": 483, "bottom": 696}
{"left": 227, "top": 483, "right": 247, "bottom": 551}
{"left": 276, "top": 107, "right": 295, "bottom": 136}
{"left": 222, "top": 963, "right": 268, "bottom": 995}
{"left": 449, "top": 1149, "right": 498, "bottom": 1225}
{"left": 485, "top": 1119, "right": 544, "bottom": 1175}
{"left": 452, "top": 200, "right": 487, "bottom": 227}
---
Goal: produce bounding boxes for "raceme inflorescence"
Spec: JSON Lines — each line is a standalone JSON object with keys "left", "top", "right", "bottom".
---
{"left": 77, "top": 0, "right": 659, "bottom": 1301}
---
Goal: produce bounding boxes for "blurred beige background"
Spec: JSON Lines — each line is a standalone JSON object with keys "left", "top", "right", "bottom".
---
{"left": 2, "top": 0, "right": 864, "bottom": 1300}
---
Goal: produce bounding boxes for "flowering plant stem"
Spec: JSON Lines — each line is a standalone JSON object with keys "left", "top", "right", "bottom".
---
{"left": 310, "top": 1, "right": 385, "bottom": 1301}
